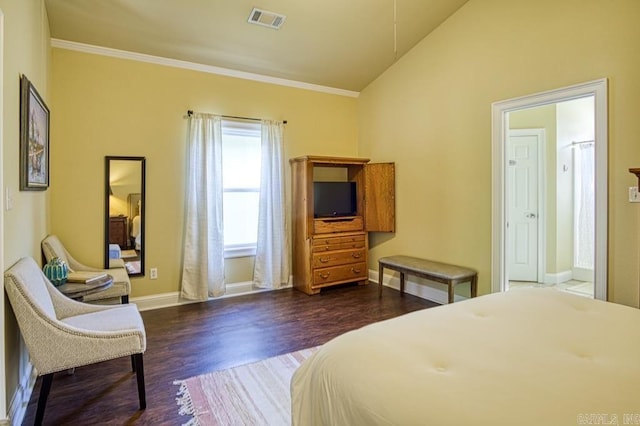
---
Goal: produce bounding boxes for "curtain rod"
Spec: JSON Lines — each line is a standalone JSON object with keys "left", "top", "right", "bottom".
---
{"left": 187, "top": 110, "right": 287, "bottom": 124}
{"left": 572, "top": 140, "right": 594, "bottom": 145}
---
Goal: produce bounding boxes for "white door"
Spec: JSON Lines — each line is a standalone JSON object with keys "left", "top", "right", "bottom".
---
{"left": 507, "top": 130, "right": 541, "bottom": 282}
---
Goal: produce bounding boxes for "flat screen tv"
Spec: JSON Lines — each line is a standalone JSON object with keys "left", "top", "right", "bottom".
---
{"left": 313, "top": 181, "right": 357, "bottom": 218}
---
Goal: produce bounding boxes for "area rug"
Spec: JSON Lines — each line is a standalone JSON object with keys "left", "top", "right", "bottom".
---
{"left": 175, "top": 347, "right": 319, "bottom": 426}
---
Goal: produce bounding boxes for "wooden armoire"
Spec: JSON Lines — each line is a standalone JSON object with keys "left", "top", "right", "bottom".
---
{"left": 290, "top": 156, "right": 395, "bottom": 295}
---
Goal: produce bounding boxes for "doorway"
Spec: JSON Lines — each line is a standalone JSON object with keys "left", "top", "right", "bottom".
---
{"left": 492, "top": 79, "right": 608, "bottom": 300}
{"left": 0, "top": 8, "right": 6, "bottom": 421}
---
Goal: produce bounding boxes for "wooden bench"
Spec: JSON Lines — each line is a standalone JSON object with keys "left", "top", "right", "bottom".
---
{"left": 378, "top": 255, "right": 477, "bottom": 303}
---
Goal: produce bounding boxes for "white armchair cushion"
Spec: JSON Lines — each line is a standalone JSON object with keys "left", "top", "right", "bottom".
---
{"left": 42, "top": 234, "right": 131, "bottom": 302}
{"left": 8, "top": 256, "right": 57, "bottom": 318}
{"left": 62, "top": 305, "right": 144, "bottom": 333}
{"left": 41, "top": 235, "right": 76, "bottom": 271}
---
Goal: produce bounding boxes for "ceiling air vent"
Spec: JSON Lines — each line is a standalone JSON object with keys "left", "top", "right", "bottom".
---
{"left": 247, "top": 7, "right": 286, "bottom": 30}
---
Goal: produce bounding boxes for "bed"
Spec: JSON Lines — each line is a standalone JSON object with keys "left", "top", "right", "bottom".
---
{"left": 130, "top": 214, "right": 141, "bottom": 250}
{"left": 127, "top": 193, "right": 142, "bottom": 250}
{"left": 291, "top": 288, "right": 640, "bottom": 425}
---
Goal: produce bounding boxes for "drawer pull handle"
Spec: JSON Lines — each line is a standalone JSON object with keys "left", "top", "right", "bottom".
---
{"left": 351, "top": 253, "right": 361, "bottom": 259}
{"left": 351, "top": 268, "right": 361, "bottom": 274}
{"left": 319, "top": 257, "right": 330, "bottom": 263}
{"left": 319, "top": 272, "right": 330, "bottom": 279}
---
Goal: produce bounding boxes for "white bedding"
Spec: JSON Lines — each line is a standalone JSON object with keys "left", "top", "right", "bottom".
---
{"left": 291, "top": 289, "right": 640, "bottom": 425}
{"left": 130, "top": 215, "right": 141, "bottom": 250}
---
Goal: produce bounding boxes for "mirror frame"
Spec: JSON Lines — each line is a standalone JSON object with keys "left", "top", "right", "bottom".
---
{"left": 491, "top": 79, "right": 608, "bottom": 300}
{"left": 104, "top": 156, "right": 146, "bottom": 277}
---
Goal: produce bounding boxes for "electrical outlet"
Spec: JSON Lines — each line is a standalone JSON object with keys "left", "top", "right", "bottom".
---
{"left": 149, "top": 268, "right": 158, "bottom": 279}
{"left": 629, "top": 187, "right": 640, "bottom": 203}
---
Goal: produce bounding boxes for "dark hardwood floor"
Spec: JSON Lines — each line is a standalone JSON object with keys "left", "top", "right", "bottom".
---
{"left": 22, "top": 283, "right": 438, "bottom": 425}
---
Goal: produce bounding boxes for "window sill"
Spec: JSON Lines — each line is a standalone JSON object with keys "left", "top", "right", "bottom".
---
{"left": 224, "top": 245, "right": 257, "bottom": 259}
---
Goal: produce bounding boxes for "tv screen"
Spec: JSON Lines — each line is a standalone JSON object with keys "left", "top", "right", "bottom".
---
{"left": 313, "top": 182, "right": 357, "bottom": 218}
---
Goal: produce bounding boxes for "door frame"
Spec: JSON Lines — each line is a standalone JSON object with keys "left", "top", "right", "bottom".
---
{"left": 0, "top": 8, "right": 6, "bottom": 422}
{"left": 506, "top": 128, "right": 546, "bottom": 284}
{"left": 491, "top": 79, "right": 608, "bottom": 300}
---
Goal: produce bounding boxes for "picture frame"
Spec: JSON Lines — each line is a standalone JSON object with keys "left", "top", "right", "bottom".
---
{"left": 20, "top": 74, "right": 50, "bottom": 190}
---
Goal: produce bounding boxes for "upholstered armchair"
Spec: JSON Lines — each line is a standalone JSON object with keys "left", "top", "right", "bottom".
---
{"left": 4, "top": 257, "right": 146, "bottom": 425}
{"left": 41, "top": 234, "right": 131, "bottom": 304}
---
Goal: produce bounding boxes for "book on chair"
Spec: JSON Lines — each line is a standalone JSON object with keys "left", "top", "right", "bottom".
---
{"left": 66, "top": 271, "right": 108, "bottom": 284}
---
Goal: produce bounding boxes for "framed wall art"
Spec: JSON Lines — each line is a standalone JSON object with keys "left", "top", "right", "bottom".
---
{"left": 20, "top": 74, "right": 50, "bottom": 190}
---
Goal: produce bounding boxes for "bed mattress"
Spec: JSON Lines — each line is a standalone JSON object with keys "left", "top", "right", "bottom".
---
{"left": 291, "top": 288, "right": 640, "bottom": 425}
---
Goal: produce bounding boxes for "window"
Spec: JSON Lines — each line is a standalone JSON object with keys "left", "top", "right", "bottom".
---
{"left": 221, "top": 120, "right": 262, "bottom": 258}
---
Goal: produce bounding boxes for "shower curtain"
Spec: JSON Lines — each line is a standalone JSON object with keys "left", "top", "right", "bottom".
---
{"left": 575, "top": 143, "right": 595, "bottom": 270}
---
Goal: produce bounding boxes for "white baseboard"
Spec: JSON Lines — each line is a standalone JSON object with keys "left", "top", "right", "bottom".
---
{"left": 134, "top": 271, "right": 460, "bottom": 311}
{"left": 572, "top": 267, "right": 594, "bottom": 282}
{"left": 544, "top": 270, "right": 573, "bottom": 284}
{"left": 369, "top": 268, "right": 468, "bottom": 305}
{"left": 7, "top": 361, "right": 36, "bottom": 426}
{"left": 131, "top": 280, "right": 292, "bottom": 311}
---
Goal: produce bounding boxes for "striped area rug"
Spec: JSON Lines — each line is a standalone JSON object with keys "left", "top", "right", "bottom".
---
{"left": 175, "top": 347, "right": 319, "bottom": 426}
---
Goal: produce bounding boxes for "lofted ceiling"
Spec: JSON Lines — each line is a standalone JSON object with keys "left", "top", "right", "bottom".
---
{"left": 44, "top": 0, "right": 469, "bottom": 92}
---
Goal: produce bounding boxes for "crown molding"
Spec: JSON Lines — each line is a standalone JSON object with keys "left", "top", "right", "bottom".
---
{"left": 51, "top": 38, "right": 360, "bottom": 98}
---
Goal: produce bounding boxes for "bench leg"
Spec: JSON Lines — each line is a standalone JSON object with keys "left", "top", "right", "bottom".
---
{"left": 470, "top": 274, "right": 478, "bottom": 298}
{"left": 448, "top": 281, "right": 455, "bottom": 304}
{"left": 400, "top": 272, "right": 406, "bottom": 295}
{"left": 378, "top": 264, "right": 384, "bottom": 298}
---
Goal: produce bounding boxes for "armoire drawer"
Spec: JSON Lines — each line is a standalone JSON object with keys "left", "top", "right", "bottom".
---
{"left": 312, "top": 249, "right": 365, "bottom": 269}
{"left": 313, "top": 262, "right": 367, "bottom": 286}
{"left": 312, "top": 234, "right": 366, "bottom": 252}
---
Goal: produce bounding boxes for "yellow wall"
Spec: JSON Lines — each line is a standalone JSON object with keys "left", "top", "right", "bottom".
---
{"left": 0, "top": 0, "right": 50, "bottom": 415}
{"left": 50, "top": 48, "right": 359, "bottom": 297}
{"left": 358, "top": 0, "right": 640, "bottom": 307}
{"left": 6, "top": 0, "right": 640, "bottom": 417}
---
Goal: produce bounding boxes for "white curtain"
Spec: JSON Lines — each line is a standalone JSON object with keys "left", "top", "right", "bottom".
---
{"left": 181, "top": 113, "right": 225, "bottom": 300}
{"left": 253, "top": 120, "right": 290, "bottom": 289}
{"left": 575, "top": 143, "right": 595, "bottom": 269}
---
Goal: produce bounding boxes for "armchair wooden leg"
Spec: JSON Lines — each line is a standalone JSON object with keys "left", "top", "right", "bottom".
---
{"left": 35, "top": 373, "right": 54, "bottom": 426}
{"left": 121, "top": 295, "right": 129, "bottom": 304}
{"left": 133, "top": 353, "right": 146, "bottom": 410}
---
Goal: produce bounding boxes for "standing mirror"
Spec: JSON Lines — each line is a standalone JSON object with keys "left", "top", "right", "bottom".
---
{"left": 105, "top": 156, "right": 146, "bottom": 277}
{"left": 492, "top": 79, "right": 608, "bottom": 300}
